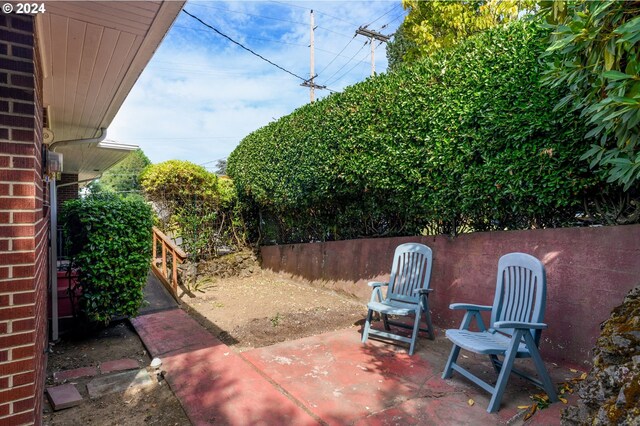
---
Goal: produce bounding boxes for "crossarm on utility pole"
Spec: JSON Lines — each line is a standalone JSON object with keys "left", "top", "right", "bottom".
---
{"left": 355, "top": 26, "right": 390, "bottom": 76}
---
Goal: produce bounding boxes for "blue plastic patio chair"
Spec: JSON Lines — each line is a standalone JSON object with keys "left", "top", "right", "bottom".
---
{"left": 442, "top": 252, "right": 558, "bottom": 413}
{"left": 361, "top": 242, "right": 435, "bottom": 355}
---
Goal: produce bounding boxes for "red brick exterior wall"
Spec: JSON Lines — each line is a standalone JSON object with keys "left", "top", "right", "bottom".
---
{"left": 57, "top": 173, "right": 79, "bottom": 210}
{"left": 0, "top": 13, "right": 48, "bottom": 425}
{"left": 261, "top": 225, "right": 640, "bottom": 367}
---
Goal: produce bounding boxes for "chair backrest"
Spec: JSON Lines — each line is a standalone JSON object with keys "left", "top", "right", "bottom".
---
{"left": 489, "top": 253, "right": 547, "bottom": 346}
{"left": 386, "top": 243, "right": 433, "bottom": 306}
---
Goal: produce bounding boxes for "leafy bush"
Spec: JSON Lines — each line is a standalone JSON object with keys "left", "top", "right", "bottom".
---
{"left": 228, "top": 21, "right": 605, "bottom": 244}
{"left": 61, "top": 194, "right": 153, "bottom": 324}
{"left": 140, "top": 160, "right": 244, "bottom": 258}
{"left": 540, "top": 0, "right": 640, "bottom": 191}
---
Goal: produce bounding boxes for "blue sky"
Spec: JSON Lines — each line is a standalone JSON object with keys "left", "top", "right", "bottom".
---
{"left": 108, "top": 0, "right": 406, "bottom": 171}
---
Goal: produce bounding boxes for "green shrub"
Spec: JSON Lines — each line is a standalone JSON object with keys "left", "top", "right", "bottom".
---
{"left": 229, "top": 21, "right": 603, "bottom": 244}
{"left": 140, "top": 160, "right": 245, "bottom": 258}
{"left": 540, "top": 0, "right": 640, "bottom": 191}
{"left": 61, "top": 194, "right": 153, "bottom": 324}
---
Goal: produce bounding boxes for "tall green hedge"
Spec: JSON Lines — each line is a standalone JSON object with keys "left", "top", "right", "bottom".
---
{"left": 228, "top": 21, "right": 601, "bottom": 244}
{"left": 61, "top": 194, "right": 153, "bottom": 324}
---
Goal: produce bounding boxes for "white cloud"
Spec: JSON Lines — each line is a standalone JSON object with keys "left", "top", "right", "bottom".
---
{"left": 109, "top": 0, "right": 405, "bottom": 165}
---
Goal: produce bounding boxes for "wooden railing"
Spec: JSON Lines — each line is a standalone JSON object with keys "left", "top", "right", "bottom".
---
{"left": 151, "top": 226, "right": 187, "bottom": 302}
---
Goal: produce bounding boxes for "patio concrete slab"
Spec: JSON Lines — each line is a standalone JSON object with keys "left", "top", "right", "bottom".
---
{"left": 46, "top": 384, "right": 83, "bottom": 411}
{"left": 132, "top": 309, "right": 575, "bottom": 425}
{"left": 86, "top": 369, "right": 153, "bottom": 399}
{"left": 132, "top": 308, "right": 219, "bottom": 356}
{"left": 131, "top": 309, "right": 320, "bottom": 426}
{"left": 243, "top": 326, "right": 574, "bottom": 425}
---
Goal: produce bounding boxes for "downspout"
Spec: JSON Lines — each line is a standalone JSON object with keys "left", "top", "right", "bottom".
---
{"left": 57, "top": 175, "right": 102, "bottom": 188}
{"left": 49, "top": 179, "right": 58, "bottom": 341}
{"left": 49, "top": 127, "right": 106, "bottom": 341}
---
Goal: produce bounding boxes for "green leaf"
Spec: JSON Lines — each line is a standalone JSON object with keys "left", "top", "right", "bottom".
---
{"left": 603, "top": 70, "right": 634, "bottom": 81}
{"left": 613, "top": 16, "right": 640, "bottom": 36}
{"left": 607, "top": 158, "right": 633, "bottom": 166}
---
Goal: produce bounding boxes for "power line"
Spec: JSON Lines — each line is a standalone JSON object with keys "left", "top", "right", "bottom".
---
{"left": 173, "top": 24, "right": 309, "bottom": 48}
{"left": 376, "top": 16, "right": 407, "bottom": 41}
{"left": 199, "top": 157, "right": 227, "bottom": 167}
{"left": 316, "top": 35, "right": 356, "bottom": 78}
{"left": 188, "top": 2, "right": 307, "bottom": 27}
{"left": 327, "top": 47, "right": 375, "bottom": 86}
{"left": 173, "top": 24, "right": 359, "bottom": 60}
{"left": 182, "top": 9, "right": 307, "bottom": 82}
{"left": 382, "top": 11, "right": 408, "bottom": 29}
{"left": 366, "top": 4, "right": 402, "bottom": 28}
{"left": 316, "top": 26, "right": 355, "bottom": 39}
{"left": 322, "top": 40, "right": 369, "bottom": 86}
{"left": 268, "top": 0, "right": 360, "bottom": 27}
{"left": 190, "top": 1, "right": 372, "bottom": 41}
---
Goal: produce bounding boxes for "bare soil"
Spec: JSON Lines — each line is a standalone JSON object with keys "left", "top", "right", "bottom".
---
{"left": 181, "top": 269, "right": 368, "bottom": 351}
{"left": 44, "top": 270, "right": 368, "bottom": 424}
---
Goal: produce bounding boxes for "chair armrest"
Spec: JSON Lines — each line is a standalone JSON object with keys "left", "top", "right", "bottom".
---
{"left": 368, "top": 282, "right": 387, "bottom": 303}
{"left": 414, "top": 288, "right": 433, "bottom": 294}
{"left": 449, "top": 303, "right": 492, "bottom": 311}
{"left": 494, "top": 321, "right": 548, "bottom": 330}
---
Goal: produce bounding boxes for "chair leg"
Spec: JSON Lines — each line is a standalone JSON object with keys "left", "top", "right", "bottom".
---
{"left": 362, "top": 309, "right": 374, "bottom": 343}
{"left": 408, "top": 310, "right": 422, "bottom": 355}
{"left": 524, "top": 332, "right": 558, "bottom": 403}
{"left": 487, "top": 330, "right": 522, "bottom": 413}
{"left": 420, "top": 295, "right": 436, "bottom": 340}
{"left": 382, "top": 313, "right": 390, "bottom": 331}
{"left": 489, "top": 355, "right": 501, "bottom": 374}
{"left": 442, "top": 344, "right": 461, "bottom": 379}
{"left": 421, "top": 296, "right": 435, "bottom": 340}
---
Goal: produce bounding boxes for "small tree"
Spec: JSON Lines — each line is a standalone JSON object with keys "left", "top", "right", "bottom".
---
{"left": 214, "top": 159, "right": 228, "bottom": 176}
{"left": 140, "top": 160, "right": 244, "bottom": 259}
{"left": 386, "top": 25, "right": 418, "bottom": 72}
{"left": 100, "top": 149, "right": 151, "bottom": 194}
{"left": 398, "top": 0, "right": 533, "bottom": 61}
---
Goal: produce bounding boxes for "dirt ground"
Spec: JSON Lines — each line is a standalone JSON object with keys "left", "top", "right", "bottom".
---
{"left": 44, "top": 270, "right": 368, "bottom": 424}
{"left": 181, "top": 270, "right": 368, "bottom": 351}
{"left": 43, "top": 321, "right": 190, "bottom": 425}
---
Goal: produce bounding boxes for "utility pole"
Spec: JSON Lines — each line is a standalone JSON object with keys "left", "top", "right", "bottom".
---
{"left": 300, "top": 10, "right": 325, "bottom": 102}
{"left": 355, "top": 26, "right": 390, "bottom": 76}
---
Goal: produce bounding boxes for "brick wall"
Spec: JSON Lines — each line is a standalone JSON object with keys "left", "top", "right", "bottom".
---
{"left": 0, "top": 13, "right": 48, "bottom": 425}
{"left": 57, "top": 173, "right": 78, "bottom": 210}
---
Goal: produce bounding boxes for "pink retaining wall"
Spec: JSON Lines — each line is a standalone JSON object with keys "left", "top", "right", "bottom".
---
{"left": 260, "top": 225, "right": 640, "bottom": 367}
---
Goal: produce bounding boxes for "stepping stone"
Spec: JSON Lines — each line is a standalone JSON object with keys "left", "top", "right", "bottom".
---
{"left": 46, "top": 384, "right": 83, "bottom": 410}
{"left": 100, "top": 358, "right": 139, "bottom": 374}
{"left": 53, "top": 366, "right": 98, "bottom": 383}
{"left": 87, "top": 369, "right": 153, "bottom": 399}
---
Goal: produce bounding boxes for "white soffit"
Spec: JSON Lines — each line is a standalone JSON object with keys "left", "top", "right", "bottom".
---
{"left": 68, "top": 140, "right": 138, "bottom": 182}
{"left": 36, "top": 0, "right": 184, "bottom": 174}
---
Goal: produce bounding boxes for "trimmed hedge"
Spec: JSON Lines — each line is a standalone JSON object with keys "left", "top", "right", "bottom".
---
{"left": 228, "top": 21, "right": 600, "bottom": 244}
{"left": 61, "top": 194, "right": 153, "bottom": 324}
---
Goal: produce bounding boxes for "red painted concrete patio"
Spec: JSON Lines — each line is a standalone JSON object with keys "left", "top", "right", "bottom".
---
{"left": 131, "top": 309, "right": 578, "bottom": 425}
